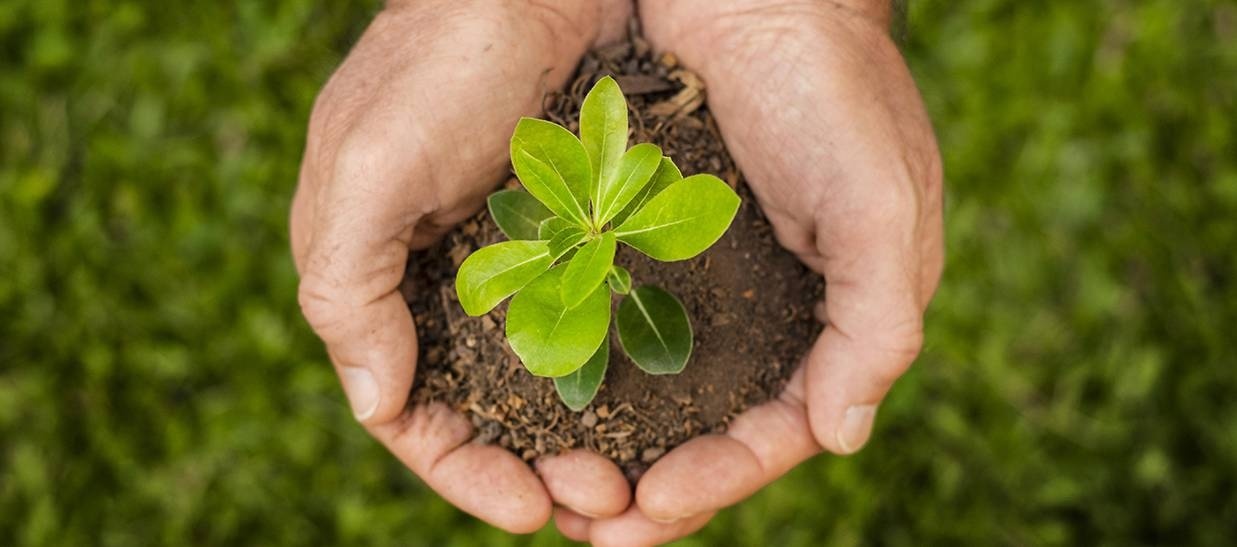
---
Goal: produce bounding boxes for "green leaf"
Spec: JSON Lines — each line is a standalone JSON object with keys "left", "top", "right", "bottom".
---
{"left": 554, "top": 340, "right": 609, "bottom": 411}
{"left": 595, "top": 143, "right": 662, "bottom": 226}
{"left": 488, "top": 189, "right": 553, "bottom": 240}
{"left": 510, "top": 117, "right": 592, "bottom": 214}
{"left": 614, "top": 174, "right": 740, "bottom": 261}
{"left": 611, "top": 156, "right": 683, "bottom": 227}
{"left": 579, "top": 76, "right": 628, "bottom": 209}
{"left": 512, "top": 145, "right": 588, "bottom": 226}
{"left": 511, "top": 147, "right": 588, "bottom": 227}
{"left": 455, "top": 240, "right": 553, "bottom": 316}
{"left": 507, "top": 266, "right": 612, "bottom": 377}
{"left": 606, "top": 265, "right": 631, "bottom": 295}
{"left": 538, "top": 217, "right": 575, "bottom": 240}
{"left": 561, "top": 232, "right": 617, "bottom": 308}
{"left": 616, "top": 285, "right": 693, "bottom": 375}
{"left": 547, "top": 226, "right": 587, "bottom": 260}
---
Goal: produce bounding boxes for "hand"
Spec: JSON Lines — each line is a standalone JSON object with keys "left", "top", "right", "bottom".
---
{"left": 289, "top": 0, "right": 636, "bottom": 533}
{"left": 564, "top": 1, "right": 945, "bottom": 543}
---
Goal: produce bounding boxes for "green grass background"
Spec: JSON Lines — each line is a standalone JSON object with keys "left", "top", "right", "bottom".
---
{"left": 2, "top": 0, "right": 1235, "bottom": 545}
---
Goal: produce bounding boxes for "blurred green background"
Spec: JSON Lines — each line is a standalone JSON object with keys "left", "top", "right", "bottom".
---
{"left": 3, "top": 0, "right": 1235, "bottom": 545}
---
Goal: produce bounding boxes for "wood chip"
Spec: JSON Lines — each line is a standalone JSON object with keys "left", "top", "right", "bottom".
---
{"left": 641, "top": 447, "right": 665, "bottom": 463}
{"left": 448, "top": 243, "right": 470, "bottom": 268}
{"left": 615, "top": 74, "right": 674, "bottom": 95}
{"left": 581, "top": 411, "right": 598, "bottom": 428}
{"left": 507, "top": 393, "right": 525, "bottom": 410}
{"left": 648, "top": 69, "right": 706, "bottom": 118}
{"left": 596, "top": 42, "right": 631, "bottom": 61}
{"left": 632, "top": 35, "right": 651, "bottom": 58}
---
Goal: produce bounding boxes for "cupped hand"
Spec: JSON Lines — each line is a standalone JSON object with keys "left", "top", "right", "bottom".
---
{"left": 289, "top": 0, "right": 635, "bottom": 533}
{"left": 566, "top": 1, "right": 945, "bottom": 544}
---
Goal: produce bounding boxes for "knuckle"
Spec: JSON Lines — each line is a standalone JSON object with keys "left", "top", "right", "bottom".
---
{"left": 328, "top": 120, "right": 440, "bottom": 213}
{"left": 869, "top": 316, "right": 924, "bottom": 382}
{"left": 297, "top": 272, "right": 352, "bottom": 341}
{"left": 305, "top": 82, "right": 361, "bottom": 178}
{"left": 331, "top": 134, "right": 388, "bottom": 184}
{"left": 821, "top": 182, "right": 920, "bottom": 254}
{"left": 867, "top": 178, "right": 920, "bottom": 227}
{"left": 815, "top": 171, "right": 922, "bottom": 239}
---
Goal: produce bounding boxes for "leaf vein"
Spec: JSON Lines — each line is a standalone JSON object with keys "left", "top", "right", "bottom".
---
{"left": 614, "top": 215, "right": 699, "bottom": 237}
{"left": 520, "top": 149, "right": 583, "bottom": 223}
{"left": 496, "top": 202, "right": 545, "bottom": 229}
{"left": 475, "top": 250, "right": 549, "bottom": 292}
{"left": 631, "top": 290, "right": 670, "bottom": 353}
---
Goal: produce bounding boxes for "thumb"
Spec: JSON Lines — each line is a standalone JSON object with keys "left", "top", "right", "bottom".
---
{"left": 805, "top": 312, "right": 923, "bottom": 455}
{"left": 805, "top": 191, "right": 926, "bottom": 455}
{"left": 295, "top": 134, "right": 425, "bottom": 423}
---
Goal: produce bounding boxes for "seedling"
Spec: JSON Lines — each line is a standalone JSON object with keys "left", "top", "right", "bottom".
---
{"left": 455, "top": 76, "right": 740, "bottom": 411}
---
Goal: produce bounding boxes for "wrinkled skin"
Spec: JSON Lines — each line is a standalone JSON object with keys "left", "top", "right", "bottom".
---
{"left": 290, "top": 0, "right": 942, "bottom": 543}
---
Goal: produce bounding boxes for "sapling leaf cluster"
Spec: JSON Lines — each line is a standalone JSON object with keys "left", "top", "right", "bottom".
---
{"left": 455, "top": 76, "right": 741, "bottom": 411}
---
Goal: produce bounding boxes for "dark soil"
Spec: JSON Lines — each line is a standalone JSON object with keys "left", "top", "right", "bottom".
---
{"left": 406, "top": 30, "right": 823, "bottom": 479}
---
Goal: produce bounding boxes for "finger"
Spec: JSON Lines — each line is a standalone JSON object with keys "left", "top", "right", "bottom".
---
{"left": 297, "top": 131, "right": 423, "bottom": 424}
{"left": 536, "top": 450, "right": 632, "bottom": 518}
{"left": 763, "top": 208, "right": 826, "bottom": 274}
{"left": 370, "top": 403, "right": 553, "bottom": 533}
{"left": 636, "top": 369, "right": 819, "bottom": 522}
{"left": 589, "top": 507, "right": 715, "bottom": 547}
{"left": 805, "top": 189, "right": 925, "bottom": 454}
{"left": 554, "top": 508, "right": 593, "bottom": 542}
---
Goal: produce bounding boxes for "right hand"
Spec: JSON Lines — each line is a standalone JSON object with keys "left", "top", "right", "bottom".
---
{"left": 289, "top": 0, "right": 634, "bottom": 533}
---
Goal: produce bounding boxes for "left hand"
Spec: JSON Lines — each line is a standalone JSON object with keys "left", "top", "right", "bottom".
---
{"left": 559, "top": 1, "right": 945, "bottom": 544}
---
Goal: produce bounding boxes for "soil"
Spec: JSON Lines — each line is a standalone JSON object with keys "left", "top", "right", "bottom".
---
{"left": 405, "top": 29, "right": 823, "bottom": 480}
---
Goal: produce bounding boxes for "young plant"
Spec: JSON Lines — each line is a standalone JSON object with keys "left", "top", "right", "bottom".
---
{"left": 455, "top": 76, "right": 740, "bottom": 411}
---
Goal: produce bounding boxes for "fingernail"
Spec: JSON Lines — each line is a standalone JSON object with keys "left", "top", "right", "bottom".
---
{"left": 836, "top": 404, "right": 877, "bottom": 454}
{"left": 649, "top": 515, "right": 683, "bottom": 524}
{"left": 575, "top": 509, "right": 602, "bottom": 519}
{"left": 341, "top": 366, "right": 380, "bottom": 421}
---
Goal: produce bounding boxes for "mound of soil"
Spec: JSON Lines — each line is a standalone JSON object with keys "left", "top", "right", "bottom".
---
{"left": 406, "top": 30, "right": 822, "bottom": 479}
